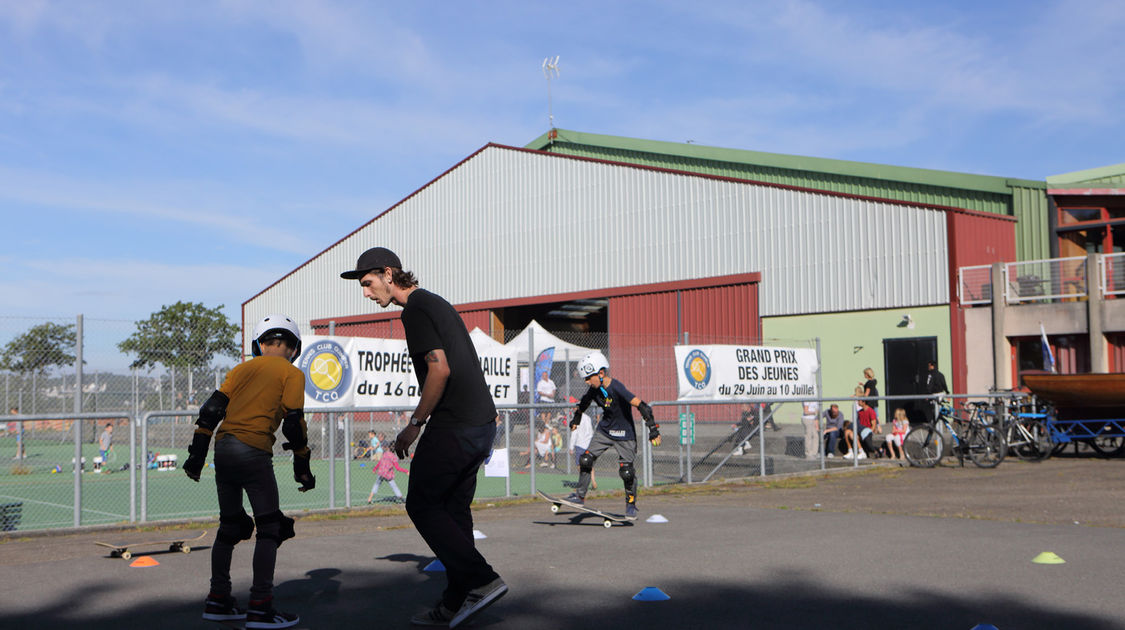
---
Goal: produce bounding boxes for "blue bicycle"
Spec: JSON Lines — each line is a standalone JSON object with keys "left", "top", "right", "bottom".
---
{"left": 904, "top": 401, "right": 1007, "bottom": 468}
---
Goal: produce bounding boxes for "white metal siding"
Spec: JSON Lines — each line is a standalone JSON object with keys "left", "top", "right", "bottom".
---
{"left": 245, "top": 146, "right": 949, "bottom": 347}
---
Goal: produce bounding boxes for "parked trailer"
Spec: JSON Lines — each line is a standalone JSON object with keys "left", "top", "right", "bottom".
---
{"left": 1024, "top": 373, "right": 1125, "bottom": 457}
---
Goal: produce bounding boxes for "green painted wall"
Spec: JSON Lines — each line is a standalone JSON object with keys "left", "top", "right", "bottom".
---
{"left": 761, "top": 305, "right": 951, "bottom": 425}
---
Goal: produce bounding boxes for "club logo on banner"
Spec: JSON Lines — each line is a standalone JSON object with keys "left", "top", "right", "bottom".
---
{"left": 683, "top": 349, "right": 711, "bottom": 390}
{"left": 300, "top": 339, "right": 353, "bottom": 404}
{"left": 297, "top": 334, "right": 518, "bottom": 409}
{"left": 674, "top": 344, "right": 819, "bottom": 401}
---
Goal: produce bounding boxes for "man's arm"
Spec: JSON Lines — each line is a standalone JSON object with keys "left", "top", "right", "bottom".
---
{"left": 394, "top": 349, "right": 449, "bottom": 458}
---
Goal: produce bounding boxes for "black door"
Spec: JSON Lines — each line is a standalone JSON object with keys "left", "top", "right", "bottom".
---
{"left": 882, "top": 337, "right": 938, "bottom": 425}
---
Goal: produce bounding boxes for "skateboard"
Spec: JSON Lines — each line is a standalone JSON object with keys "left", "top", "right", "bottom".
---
{"left": 95, "top": 530, "right": 207, "bottom": 560}
{"left": 537, "top": 490, "right": 633, "bottom": 528}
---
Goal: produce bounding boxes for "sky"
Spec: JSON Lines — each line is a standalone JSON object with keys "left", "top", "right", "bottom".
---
{"left": 0, "top": 0, "right": 1122, "bottom": 332}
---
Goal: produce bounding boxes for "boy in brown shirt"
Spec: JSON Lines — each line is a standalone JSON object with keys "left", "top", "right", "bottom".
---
{"left": 183, "top": 314, "right": 314, "bottom": 629}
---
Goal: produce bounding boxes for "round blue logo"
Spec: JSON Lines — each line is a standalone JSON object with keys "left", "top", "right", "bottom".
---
{"left": 299, "top": 339, "right": 352, "bottom": 403}
{"left": 683, "top": 349, "right": 711, "bottom": 390}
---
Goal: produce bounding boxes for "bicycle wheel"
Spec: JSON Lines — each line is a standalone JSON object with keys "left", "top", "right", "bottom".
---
{"left": 1025, "top": 419, "right": 1054, "bottom": 461}
{"left": 904, "top": 425, "right": 943, "bottom": 468}
{"left": 968, "top": 425, "right": 1006, "bottom": 468}
{"left": 1089, "top": 433, "right": 1125, "bottom": 458}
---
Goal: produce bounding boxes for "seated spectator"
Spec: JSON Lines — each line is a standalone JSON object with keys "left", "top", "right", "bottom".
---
{"left": 841, "top": 421, "right": 863, "bottom": 460}
{"left": 822, "top": 404, "right": 845, "bottom": 458}
{"left": 535, "top": 422, "right": 552, "bottom": 467}
{"left": 885, "top": 407, "right": 909, "bottom": 460}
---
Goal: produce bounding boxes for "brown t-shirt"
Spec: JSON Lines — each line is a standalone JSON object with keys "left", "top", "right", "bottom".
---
{"left": 203, "top": 355, "right": 307, "bottom": 456}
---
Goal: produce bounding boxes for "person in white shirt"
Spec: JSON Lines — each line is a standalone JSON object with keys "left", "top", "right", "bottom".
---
{"left": 568, "top": 408, "right": 596, "bottom": 489}
{"left": 536, "top": 370, "right": 558, "bottom": 426}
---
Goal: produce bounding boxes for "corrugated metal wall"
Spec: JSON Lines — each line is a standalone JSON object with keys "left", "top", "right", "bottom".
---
{"left": 947, "top": 211, "right": 1017, "bottom": 391}
{"left": 246, "top": 145, "right": 949, "bottom": 351}
{"left": 1010, "top": 184, "right": 1051, "bottom": 261}
{"left": 608, "top": 282, "right": 760, "bottom": 423}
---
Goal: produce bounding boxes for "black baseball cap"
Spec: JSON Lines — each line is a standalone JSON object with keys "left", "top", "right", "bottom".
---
{"left": 340, "top": 247, "right": 402, "bottom": 279}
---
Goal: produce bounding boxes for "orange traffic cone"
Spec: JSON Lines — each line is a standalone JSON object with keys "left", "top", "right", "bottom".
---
{"left": 130, "top": 556, "right": 160, "bottom": 567}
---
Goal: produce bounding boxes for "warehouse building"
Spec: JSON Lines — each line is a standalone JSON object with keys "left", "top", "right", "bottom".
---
{"left": 244, "top": 129, "right": 1120, "bottom": 412}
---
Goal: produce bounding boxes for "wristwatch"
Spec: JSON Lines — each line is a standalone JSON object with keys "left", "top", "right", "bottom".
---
{"left": 409, "top": 416, "right": 427, "bottom": 428}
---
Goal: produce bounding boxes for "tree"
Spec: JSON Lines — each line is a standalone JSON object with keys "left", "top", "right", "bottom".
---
{"left": 0, "top": 322, "right": 77, "bottom": 374}
{"left": 118, "top": 302, "right": 241, "bottom": 371}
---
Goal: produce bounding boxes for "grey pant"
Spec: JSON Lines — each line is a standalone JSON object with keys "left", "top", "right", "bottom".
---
{"left": 802, "top": 417, "right": 820, "bottom": 459}
{"left": 211, "top": 436, "right": 280, "bottom": 601}
{"left": 576, "top": 431, "right": 636, "bottom": 500}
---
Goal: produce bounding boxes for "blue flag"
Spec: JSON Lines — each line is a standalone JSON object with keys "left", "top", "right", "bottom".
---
{"left": 1040, "top": 323, "right": 1056, "bottom": 373}
{"left": 534, "top": 347, "right": 555, "bottom": 401}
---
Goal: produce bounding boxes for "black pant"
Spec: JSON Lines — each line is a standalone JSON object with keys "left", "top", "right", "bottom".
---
{"left": 211, "top": 436, "right": 280, "bottom": 601}
{"left": 405, "top": 422, "right": 500, "bottom": 610}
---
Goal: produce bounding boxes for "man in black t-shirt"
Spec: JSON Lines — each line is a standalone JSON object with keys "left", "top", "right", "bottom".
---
{"left": 341, "top": 247, "right": 506, "bottom": 629}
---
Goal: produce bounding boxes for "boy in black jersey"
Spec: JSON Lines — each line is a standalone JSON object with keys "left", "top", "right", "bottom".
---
{"left": 568, "top": 351, "right": 662, "bottom": 519}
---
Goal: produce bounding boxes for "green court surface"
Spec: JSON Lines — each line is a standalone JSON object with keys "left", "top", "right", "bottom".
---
{"left": 0, "top": 439, "right": 584, "bottom": 532}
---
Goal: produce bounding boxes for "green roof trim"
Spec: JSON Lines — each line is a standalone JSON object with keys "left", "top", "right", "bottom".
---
{"left": 525, "top": 128, "right": 1046, "bottom": 194}
{"left": 1045, "top": 162, "right": 1125, "bottom": 187}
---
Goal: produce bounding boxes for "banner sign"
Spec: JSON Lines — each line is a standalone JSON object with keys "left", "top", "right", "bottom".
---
{"left": 298, "top": 335, "right": 518, "bottom": 409}
{"left": 674, "top": 345, "right": 819, "bottom": 401}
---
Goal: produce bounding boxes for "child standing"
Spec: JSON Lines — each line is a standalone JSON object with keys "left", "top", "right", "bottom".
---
{"left": 567, "top": 351, "right": 661, "bottom": 519}
{"left": 183, "top": 314, "right": 315, "bottom": 629}
{"left": 368, "top": 448, "right": 409, "bottom": 503}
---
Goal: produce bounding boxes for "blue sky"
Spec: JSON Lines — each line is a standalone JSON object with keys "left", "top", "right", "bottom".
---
{"left": 1, "top": 0, "right": 1122, "bottom": 326}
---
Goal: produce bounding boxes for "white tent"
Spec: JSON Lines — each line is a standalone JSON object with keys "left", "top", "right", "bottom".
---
{"left": 506, "top": 320, "right": 598, "bottom": 363}
{"left": 468, "top": 327, "right": 507, "bottom": 350}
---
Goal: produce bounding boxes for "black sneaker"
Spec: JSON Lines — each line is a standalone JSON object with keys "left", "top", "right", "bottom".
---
{"left": 625, "top": 503, "right": 638, "bottom": 520}
{"left": 246, "top": 598, "right": 299, "bottom": 629}
{"left": 564, "top": 492, "right": 584, "bottom": 506}
{"left": 202, "top": 593, "right": 246, "bottom": 622}
{"left": 450, "top": 577, "right": 508, "bottom": 628}
{"left": 410, "top": 601, "right": 457, "bottom": 626}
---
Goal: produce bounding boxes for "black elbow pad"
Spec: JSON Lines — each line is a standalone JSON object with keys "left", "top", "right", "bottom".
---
{"left": 638, "top": 401, "right": 655, "bottom": 425}
{"left": 197, "top": 390, "right": 229, "bottom": 433}
{"left": 281, "top": 409, "right": 308, "bottom": 452}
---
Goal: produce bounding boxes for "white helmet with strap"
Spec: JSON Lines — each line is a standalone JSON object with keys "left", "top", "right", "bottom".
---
{"left": 577, "top": 351, "right": 609, "bottom": 379}
{"left": 252, "top": 314, "right": 302, "bottom": 362}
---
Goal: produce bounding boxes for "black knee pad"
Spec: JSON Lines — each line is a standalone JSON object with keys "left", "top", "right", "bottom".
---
{"left": 618, "top": 462, "right": 636, "bottom": 485}
{"left": 578, "top": 450, "right": 595, "bottom": 473}
{"left": 255, "top": 510, "right": 296, "bottom": 547}
{"left": 217, "top": 509, "right": 254, "bottom": 545}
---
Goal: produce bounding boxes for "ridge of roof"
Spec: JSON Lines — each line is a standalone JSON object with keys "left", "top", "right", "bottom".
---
{"left": 525, "top": 128, "right": 1046, "bottom": 194}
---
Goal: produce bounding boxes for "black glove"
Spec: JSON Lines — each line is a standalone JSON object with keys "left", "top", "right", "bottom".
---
{"left": 646, "top": 423, "right": 661, "bottom": 441}
{"left": 183, "top": 432, "right": 211, "bottom": 482}
{"left": 293, "top": 453, "right": 316, "bottom": 492}
{"left": 570, "top": 410, "right": 582, "bottom": 431}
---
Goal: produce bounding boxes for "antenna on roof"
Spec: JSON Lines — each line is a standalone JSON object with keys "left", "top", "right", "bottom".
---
{"left": 542, "top": 55, "right": 560, "bottom": 129}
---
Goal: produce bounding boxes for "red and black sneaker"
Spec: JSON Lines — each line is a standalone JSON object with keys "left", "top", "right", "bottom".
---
{"left": 246, "top": 597, "right": 299, "bottom": 629}
{"left": 202, "top": 593, "right": 246, "bottom": 622}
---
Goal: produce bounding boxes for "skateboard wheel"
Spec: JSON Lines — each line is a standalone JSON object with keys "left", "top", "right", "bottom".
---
{"left": 181, "top": 545, "right": 191, "bottom": 554}
{"left": 169, "top": 544, "right": 179, "bottom": 552}
{"left": 110, "top": 550, "right": 121, "bottom": 558}
{"left": 550, "top": 504, "right": 560, "bottom": 514}
{"left": 121, "top": 551, "right": 132, "bottom": 560}
{"left": 603, "top": 520, "right": 613, "bottom": 528}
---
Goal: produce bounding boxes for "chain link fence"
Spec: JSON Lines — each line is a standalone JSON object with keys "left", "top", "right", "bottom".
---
{"left": 3, "top": 315, "right": 849, "bottom": 533}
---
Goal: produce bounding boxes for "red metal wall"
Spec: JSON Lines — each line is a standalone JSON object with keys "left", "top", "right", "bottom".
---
{"left": 609, "top": 282, "right": 761, "bottom": 422}
{"left": 947, "top": 211, "right": 1017, "bottom": 391}
{"left": 1110, "top": 333, "right": 1125, "bottom": 372}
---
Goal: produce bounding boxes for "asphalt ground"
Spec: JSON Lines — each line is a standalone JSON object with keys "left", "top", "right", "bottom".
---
{"left": 1, "top": 457, "right": 1123, "bottom": 630}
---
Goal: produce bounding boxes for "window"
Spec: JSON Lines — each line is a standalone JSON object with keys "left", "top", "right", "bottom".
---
{"left": 1056, "top": 203, "right": 1124, "bottom": 257}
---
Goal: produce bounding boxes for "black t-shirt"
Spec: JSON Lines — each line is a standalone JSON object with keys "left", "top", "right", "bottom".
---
{"left": 863, "top": 378, "right": 879, "bottom": 400}
{"left": 401, "top": 289, "right": 496, "bottom": 428}
{"left": 577, "top": 379, "right": 637, "bottom": 441}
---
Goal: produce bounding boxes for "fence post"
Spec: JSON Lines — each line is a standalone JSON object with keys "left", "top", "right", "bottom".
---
{"left": 504, "top": 410, "right": 511, "bottom": 497}
{"left": 73, "top": 315, "right": 83, "bottom": 527}
{"left": 683, "top": 332, "right": 692, "bottom": 484}
{"left": 816, "top": 337, "right": 825, "bottom": 471}
{"left": 344, "top": 412, "right": 352, "bottom": 508}
{"left": 129, "top": 413, "right": 137, "bottom": 522}
{"left": 141, "top": 412, "right": 148, "bottom": 522}
{"left": 328, "top": 411, "right": 336, "bottom": 510}
{"left": 528, "top": 327, "right": 536, "bottom": 496}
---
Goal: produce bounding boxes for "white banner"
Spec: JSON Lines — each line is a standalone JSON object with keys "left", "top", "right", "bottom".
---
{"left": 483, "top": 447, "right": 509, "bottom": 478}
{"left": 674, "top": 344, "right": 819, "bottom": 401}
{"left": 297, "top": 335, "right": 518, "bottom": 409}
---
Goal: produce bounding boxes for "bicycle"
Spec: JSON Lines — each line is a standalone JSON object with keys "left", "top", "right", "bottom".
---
{"left": 904, "top": 400, "right": 1007, "bottom": 468}
{"left": 999, "top": 398, "right": 1053, "bottom": 461}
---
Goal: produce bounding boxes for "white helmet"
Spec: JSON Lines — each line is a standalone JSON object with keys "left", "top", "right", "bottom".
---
{"left": 577, "top": 351, "right": 609, "bottom": 379}
{"left": 252, "top": 314, "right": 302, "bottom": 362}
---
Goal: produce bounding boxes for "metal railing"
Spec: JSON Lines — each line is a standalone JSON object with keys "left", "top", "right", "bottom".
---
{"left": 3, "top": 391, "right": 1040, "bottom": 534}
{"left": 958, "top": 264, "right": 993, "bottom": 305}
{"left": 1102, "top": 252, "right": 1125, "bottom": 298}
{"left": 1006, "top": 256, "right": 1087, "bottom": 303}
